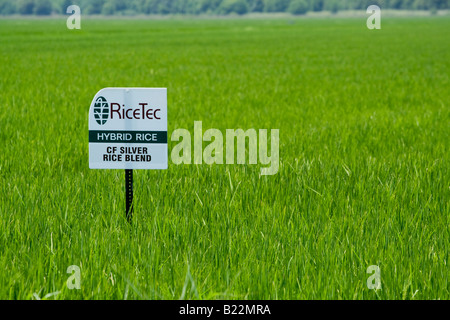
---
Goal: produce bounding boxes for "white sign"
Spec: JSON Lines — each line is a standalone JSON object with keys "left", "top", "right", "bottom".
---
{"left": 89, "top": 88, "right": 167, "bottom": 169}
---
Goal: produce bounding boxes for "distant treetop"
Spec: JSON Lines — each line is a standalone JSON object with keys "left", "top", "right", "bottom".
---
{"left": 1, "top": 0, "right": 448, "bottom": 16}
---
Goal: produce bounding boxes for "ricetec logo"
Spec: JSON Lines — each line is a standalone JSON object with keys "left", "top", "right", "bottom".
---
{"left": 93, "top": 96, "right": 161, "bottom": 125}
{"left": 93, "top": 96, "right": 109, "bottom": 125}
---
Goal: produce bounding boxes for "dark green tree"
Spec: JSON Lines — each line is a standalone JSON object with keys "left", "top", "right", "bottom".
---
{"left": 61, "top": 0, "right": 71, "bottom": 13}
{"left": 85, "top": 0, "right": 104, "bottom": 14}
{"left": 102, "top": 0, "right": 115, "bottom": 15}
{"left": 0, "top": 0, "right": 17, "bottom": 14}
{"left": 288, "top": 0, "right": 308, "bottom": 14}
{"left": 324, "top": 0, "right": 339, "bottom": 13}
{"left": 251, "top": 0, "right": 265, "bottom": 11}
{"left": 219, "top": 0, "right": 249, "bottom": 14}
{"left": 264, "top": 0, "right": 291, "bottom": 12}
{"left": 17, "top": 0, "right": 35, "bottom": 14}
{"left": 310, "top": 0, "right": 324, "bottom": 11}
{"left": 34, "top": 0, "right": 52, "bottom": 15}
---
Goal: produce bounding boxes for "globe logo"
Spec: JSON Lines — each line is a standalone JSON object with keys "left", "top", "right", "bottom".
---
{"left": 93, "top": 96, "right": 109, "bottom": 125}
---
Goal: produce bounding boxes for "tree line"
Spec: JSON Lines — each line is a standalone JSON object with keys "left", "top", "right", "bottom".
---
{"left": 0, "top": 0, "right": 447, "bottom": 16}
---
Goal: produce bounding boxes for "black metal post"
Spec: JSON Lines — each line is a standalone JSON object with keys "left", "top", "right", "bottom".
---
{"left": 125, "top": 169, "right": 133, "bottom": 222}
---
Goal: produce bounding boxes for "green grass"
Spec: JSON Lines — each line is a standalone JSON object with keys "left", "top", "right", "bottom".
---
{"left": 0, "top": 16, "right": 448, "bottom": 300}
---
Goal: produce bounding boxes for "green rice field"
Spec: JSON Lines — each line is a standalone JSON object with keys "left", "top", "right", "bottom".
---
{"left": 0, "top": 16, "right": 449, "bottom": 299}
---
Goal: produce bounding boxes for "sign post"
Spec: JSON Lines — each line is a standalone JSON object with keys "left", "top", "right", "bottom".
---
{"left": 125, "top": 169, "right": 133, "bottom": 222}
{"left": 89, "top": 88, "right": 167, "bottom": 222}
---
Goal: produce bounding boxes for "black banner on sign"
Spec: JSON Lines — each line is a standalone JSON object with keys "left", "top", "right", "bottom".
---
{"left": 89, "top": 130, "right": 168, "bottom": 143}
